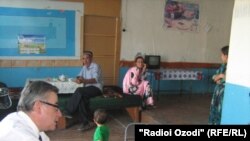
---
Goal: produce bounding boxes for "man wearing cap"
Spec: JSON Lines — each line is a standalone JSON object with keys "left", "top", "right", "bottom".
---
{"left": 64, "top": 51, "right": 103, "bottom": 131}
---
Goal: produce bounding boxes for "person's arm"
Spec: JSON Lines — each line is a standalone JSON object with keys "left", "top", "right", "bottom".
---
{"left": 75, "top": 76, "right": 96, "bottom": 84}
{"left": 212, "top": 64, "right": 226, "bottom": 84}
{"left": 123, "top": 67, "right": 139, "bottom": 94}
{"left": 142, "top": 63, "right": 147, "bottom": 74}
{"left": 82, "top": 78, "right": 97, "bottom": 84}
{"left": 75, "top": 67, "right": 84, "bottom": 84}
{"left": 140, "top": 63, "right": 147, "bottom": 80}
{"left": 213, "top": 73, "right": 225, "bottom": 84}
{"left": 123, "top": 69, "right": 132, "bottom": 93}
{"left": 75, "top": 63, "right": 100, "bottom": 84}
{"left": 75, "top": 76, "right": 83, "bottom": 84}
{"left": 88, "top": 64, "right": 101, "bottom": 84}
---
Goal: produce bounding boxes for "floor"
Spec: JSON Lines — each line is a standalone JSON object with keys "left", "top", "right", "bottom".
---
{"left": 47, "top": 93, "right": 212, "bottom": 141}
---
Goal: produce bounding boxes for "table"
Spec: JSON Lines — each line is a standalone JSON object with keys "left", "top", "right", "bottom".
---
{"left": 147, "top": 69, "right": 202, "bottom": 99}
{"left": 25, "top": 78, "right": 83, "bottom": 94}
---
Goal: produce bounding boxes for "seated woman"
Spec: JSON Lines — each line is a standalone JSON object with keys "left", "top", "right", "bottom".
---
{"left": 123, "top": 53, "right": 155, "bottom": 109}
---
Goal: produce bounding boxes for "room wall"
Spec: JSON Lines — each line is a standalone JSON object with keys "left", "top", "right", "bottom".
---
{"left": 221, "top": 0, "right": 250, "bottom": 124}
{"left": 0, "top": 0, "right": 122, "bottom": 87}
{"left": 0, "top": 0, "right": 235, "bottom": 91}
{"left": 120, "top": 0, "right": 234, "bottom": 63}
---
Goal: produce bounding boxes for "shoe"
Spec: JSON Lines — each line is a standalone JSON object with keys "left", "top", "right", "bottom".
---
{"left": 77, "top": 122, "right": 96, "bottom": 131}
{"left": 141, "top": 102, "right": 146, "bottom": 110}
{"left": 64, "top": 114, "right": 73, "bottom": 119}
{"left": 146, "top": 104, "right": 157, "bottom": 110}
{"left": 62, "top": 111, "right": 73, "bottom": 119}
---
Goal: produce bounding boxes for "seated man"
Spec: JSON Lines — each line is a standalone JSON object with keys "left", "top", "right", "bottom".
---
{"left": 64, "top": 51, "right": 103, "bottom": 131}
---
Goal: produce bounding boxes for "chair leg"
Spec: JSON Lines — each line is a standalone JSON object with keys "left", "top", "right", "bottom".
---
{"left": 126, "top": 107, "right": 141, "bottom": 122}
{"left": 57, "top": 116, "right": 66, "bottom": 129}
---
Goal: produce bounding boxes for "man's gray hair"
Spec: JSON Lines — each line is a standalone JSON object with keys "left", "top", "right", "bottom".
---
{"left": 83, "top": 51, "right": 93, "bottom": 58}
{"left": 17, "top": 81, "right": 58, "bottom": 112}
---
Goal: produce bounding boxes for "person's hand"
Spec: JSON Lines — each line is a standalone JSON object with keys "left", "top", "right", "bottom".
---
{"left": 75, "top": 76, "right": 84, "bottom": 84}
{"left": 143, "top": 63, "right": 147, "bottom": 70}
{"left": 142, "top": 63, "right": 147, "bottom": 73}
{"left": 213, "top": 74, "right": 225, "bottom": 84}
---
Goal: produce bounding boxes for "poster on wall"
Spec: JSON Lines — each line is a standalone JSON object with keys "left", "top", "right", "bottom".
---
{"left": 18, "top": 35, "right": 46, "bottom": 54}
{"left": 164, "top": 0, "right": 199, "bottom": 32}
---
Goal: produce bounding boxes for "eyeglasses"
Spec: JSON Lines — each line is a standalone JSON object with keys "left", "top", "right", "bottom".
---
{"left": 39, "top": 100, "right": 60, "bottom": 111}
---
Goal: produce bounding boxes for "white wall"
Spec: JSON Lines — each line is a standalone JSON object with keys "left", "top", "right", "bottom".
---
{"left": 227, "top": 0, "right": 250, "bottom": 88}
{"left": 221, "top": 0, "right": 250, "bottom": 124}
{"left": 120, "top": 0, "right": 234, "bottom": 63}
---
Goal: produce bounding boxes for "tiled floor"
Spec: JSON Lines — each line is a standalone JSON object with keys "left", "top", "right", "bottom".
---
{"left": 47, "top": 93, "right": 212, "bottom": 141}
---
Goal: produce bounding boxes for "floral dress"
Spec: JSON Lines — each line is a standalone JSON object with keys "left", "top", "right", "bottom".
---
{"left": 208, "top": 63, "right": 227, "bottom": 125}
{"left": 123, "top": 66, "right": 154, "bottom": 106}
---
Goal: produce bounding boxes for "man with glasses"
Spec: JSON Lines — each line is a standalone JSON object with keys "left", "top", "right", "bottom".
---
{"left": 0, "top": 81, "right": 62, "bottom": 141}
{"left": 64, "top": 51, "right": 103, "bottom": 131}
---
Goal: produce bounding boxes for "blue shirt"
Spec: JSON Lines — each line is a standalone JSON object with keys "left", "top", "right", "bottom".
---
{"left": 78, "top": 62, "right": 103, "bottom": 91}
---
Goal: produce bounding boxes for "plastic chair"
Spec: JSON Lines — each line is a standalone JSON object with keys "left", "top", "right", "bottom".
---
{"left": 124, "top": 123, "right": 148, "bottom": 141}
{"left": 0, "top": 87, "right": 12, "bottom": 109}
{"left": 0, "top": 82, "right": 7, "bottom": 88}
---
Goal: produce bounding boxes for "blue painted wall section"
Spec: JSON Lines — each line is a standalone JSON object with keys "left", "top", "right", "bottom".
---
{"left": 0, "top": 7, "right": 76, "bottom": 57}
{"left": 221, "top": 83, "right": 250, "bottom": 124}
{"left": 118, "top": 67, "right": 217, "bottom": 94}
{"left": 0, "top": 67, "right": 81, "bottom": 87}
{"left": 0, "top": 66, "right": 217, "bottom": 94}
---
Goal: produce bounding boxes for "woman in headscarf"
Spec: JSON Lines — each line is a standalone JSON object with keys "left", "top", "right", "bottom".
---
{"left": 123, "top": 53, "right": 155, "bottom": 109}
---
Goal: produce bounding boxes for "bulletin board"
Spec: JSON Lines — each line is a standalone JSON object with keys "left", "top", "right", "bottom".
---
{"left": 0, "top": 0, "right": 83, "bottom": 60}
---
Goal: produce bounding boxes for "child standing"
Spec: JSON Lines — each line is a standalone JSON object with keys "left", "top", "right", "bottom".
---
{"left": 93, "top": 109, "right": 110, "bottom": 141}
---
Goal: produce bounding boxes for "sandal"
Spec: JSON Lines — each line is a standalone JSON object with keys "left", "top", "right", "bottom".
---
{"left": 78, "top": 122, "right": 96, "bottom": 131}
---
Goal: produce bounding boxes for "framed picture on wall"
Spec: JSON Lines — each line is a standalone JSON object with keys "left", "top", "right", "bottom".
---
{"left": 18, "top": 35, "right": 46, "bottom": 54}
{"left": 164, "top": 0, "right": 199, "bottom": 32}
